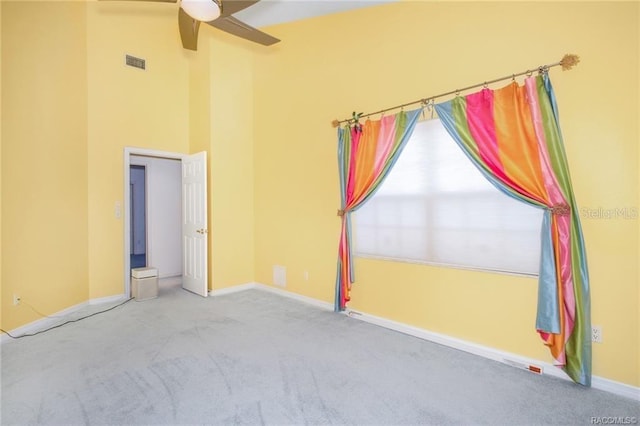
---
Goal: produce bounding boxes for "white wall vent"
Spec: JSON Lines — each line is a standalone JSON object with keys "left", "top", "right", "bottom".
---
{"left": 273, "top": 265, "right": 286, "bottom": 287}
{"left": 125, "top": 55, "right": 146, "bottom": 70}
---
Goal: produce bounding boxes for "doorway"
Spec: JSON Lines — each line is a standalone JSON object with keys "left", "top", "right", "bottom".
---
{"left": 123, "top": 148, "right": 209, "bottom": 299}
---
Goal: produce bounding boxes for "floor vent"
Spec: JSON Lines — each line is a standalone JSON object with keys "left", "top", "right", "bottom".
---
{"left": 125, "top": 55, "right": 146, "bottom": 70}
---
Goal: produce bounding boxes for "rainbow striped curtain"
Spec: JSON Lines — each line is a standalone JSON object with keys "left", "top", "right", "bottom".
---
{"left": 434, "top": 73, "right": 591, "bottom": 386}
{"left": 335, "top": 109, "right": 422, "bottom": 311}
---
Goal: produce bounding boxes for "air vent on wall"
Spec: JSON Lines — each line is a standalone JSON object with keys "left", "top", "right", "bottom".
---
{"left": 125, "top": 54, "right": 146, "bottom": 70}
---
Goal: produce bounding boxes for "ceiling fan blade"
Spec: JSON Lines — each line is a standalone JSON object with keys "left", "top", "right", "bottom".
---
{"left": 206, "top": 16, "right": 279, "bottom": 46}
{"left": 219, "top": 0, "right": 259, "bottom": 17}
{"left": 99, "top": 0, "right": 177, "bottom": 3}
{"left": 178, "top": 7, "right": 201, "bottom": 51}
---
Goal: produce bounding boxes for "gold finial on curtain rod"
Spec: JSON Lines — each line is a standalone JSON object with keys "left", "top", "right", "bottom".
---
{"left": 559, "top": 54, "right": 580, "bottom": 70}
{"left": 330, "top": 53, "right": 581, "bottom": 128}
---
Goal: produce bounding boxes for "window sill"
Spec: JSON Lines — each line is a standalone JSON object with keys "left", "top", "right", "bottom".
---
{"left": 354, "top": 254, "right": 539, "bottom": 279}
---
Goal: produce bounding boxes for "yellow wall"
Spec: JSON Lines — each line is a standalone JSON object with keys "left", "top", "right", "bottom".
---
{"left": 0, "top": 0, "right": 4, "bottom": 326}
{"left": 86, "top": 1, "right": 191, "bottom": 299}
{"left": 637, "top": 0, "right": 640, "bottom": 392}
{"left": 187, "top": 27, "right": 257, "bottom": 290}
{"left": 253, "top": 2, "right": 639, "bottom": 386}
{"left": 207, "top": 33, "right": 256, "bottom": 289}
{"left": 1, "top": 1, "right": 89, "bottom": 330}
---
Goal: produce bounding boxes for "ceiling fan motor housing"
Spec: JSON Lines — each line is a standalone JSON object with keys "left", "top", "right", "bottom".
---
{"left": 180, "top": 0, "right": 221, "bottom": 22}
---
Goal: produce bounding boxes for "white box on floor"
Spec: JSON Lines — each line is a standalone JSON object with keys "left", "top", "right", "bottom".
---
{"left": 131, "top": 267, "right": 158, "bottom": 301}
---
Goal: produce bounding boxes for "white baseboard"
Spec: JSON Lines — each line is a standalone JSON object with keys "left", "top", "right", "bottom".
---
{"left": 254, "top": 283, "right": 334, "bottom": 311}
{"left": 159, "top": 272, "right": 181, "bottom": 279}
{"left": 210, "top": 282, "right": 334, "bottom": 312}
{"left": 209, "top": 283, "right": 640, "bottom": 401}
{"left": 1, "top": 294, "right": 127, "bottom": 344}
{"left": 209, "top": 282, "right": 258, "bottom": 297}
{"left": 89, "top": 294, "right": 127, "bottom": 305}
{"left": 590, "top": 376, "right": 640, "bottom": 401}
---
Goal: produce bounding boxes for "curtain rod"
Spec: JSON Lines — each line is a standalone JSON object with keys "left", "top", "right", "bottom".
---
{"left": 331, "top": 53, "right": 580, "bottom": 128}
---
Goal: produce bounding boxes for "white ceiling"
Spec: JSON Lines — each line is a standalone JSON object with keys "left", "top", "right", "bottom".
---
{"left": 233, "top": 0, "right": 395, "bottom": 28}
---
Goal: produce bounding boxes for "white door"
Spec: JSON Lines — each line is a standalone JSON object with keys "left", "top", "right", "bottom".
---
{"left": 182, "top": 151, "right": 208, "bottom": 297}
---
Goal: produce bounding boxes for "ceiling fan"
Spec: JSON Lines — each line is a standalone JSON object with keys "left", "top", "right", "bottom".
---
{"left": 105, "top": 0, "right": 280, "bottom": 51}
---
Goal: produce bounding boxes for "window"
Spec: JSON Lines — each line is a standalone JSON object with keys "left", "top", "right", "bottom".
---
{"left": 353, "top": 119, "right": 543, "bottom": 275}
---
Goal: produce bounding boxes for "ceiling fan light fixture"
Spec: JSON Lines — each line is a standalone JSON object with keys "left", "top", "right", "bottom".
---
{"left": 181, "top": 0, "right": 221, "bottom": 22}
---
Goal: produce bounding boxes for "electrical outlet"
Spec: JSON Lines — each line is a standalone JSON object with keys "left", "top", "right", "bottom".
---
{"left": 592, "top": 325, "right": 603, "bottom": 343}
{"left": 303, "top": 270, "right": 309, "bottom": 281}
{"left": 13, "top": 294, "right": 21, "bottom": 306}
